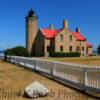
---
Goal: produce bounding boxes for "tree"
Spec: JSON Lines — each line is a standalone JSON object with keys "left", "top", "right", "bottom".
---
{"left": 4, "top": 46, "right": 30, "bottom": 61}
{"left": 97, "top": 45, "right": 100, "bottom": 54}
{"left": 4, "top": 49, "right": 14, "bottom": 61}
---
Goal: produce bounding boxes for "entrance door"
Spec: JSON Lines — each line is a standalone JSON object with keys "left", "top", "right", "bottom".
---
{"left": 47, "top": 46, "right": 50, "bottom": 52}
{"left": 46, "top": 46, "right": 50, "bottom": 56}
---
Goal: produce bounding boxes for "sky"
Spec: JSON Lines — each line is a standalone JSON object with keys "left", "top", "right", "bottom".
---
{"left": 0, "top": 0, "right": 100, "bottom": 50}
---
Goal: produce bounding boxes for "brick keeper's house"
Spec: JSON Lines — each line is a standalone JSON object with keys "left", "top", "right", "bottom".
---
{"left": 26, "top": 9, "right": 92, "bottom": 57}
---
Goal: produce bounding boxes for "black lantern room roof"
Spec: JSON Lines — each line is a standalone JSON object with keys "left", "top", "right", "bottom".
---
{"left": 28, "top": 9, "right": 37, "bottom": 17}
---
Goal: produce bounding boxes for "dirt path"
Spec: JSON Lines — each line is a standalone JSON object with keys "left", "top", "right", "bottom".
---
{"left": 0, "top": 61, "right": 95, "bottom": 100}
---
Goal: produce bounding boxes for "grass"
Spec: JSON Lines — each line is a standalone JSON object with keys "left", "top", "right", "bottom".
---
{"left": 38, "top": 56, "right": 100, "bottom": 66}
{"left": 0, "top": 61, "right": 94, "bottom": 100}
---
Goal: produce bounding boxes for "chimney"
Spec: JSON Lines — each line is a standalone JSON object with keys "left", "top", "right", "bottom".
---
{"left": 49, "top": 24, "right": 54, "bottom": 29}
{"left": 76, "top": 27, "right": 80, "bottom": 33}
{"left": 63, "top": 19, "right": 68, "bottom": 29}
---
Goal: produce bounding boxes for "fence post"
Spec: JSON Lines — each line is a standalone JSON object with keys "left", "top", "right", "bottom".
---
{"left": 84, "top": 68, "right": 88, "bottom": 90}
{"left": 24, "top": 57, "right": 26, "bottom": 67}
{"left": 35, "top": 61, "right": 39, "bottom": 71}
{"left": 52, "top": 62, "right": 56, "bottom": 78}
{"left": 50, "top": 62, "right": 55, "bottom": 78}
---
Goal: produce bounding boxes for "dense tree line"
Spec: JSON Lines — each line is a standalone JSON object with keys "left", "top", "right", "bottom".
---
{"left": 4, "top": 46, "right": 30, "bottom": 61}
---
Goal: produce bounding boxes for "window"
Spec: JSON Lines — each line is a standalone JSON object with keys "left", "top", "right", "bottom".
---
{"left": 30, "top": 21, "right": 33, "bottom": 27}
{"left": 69, "top": 35, "right": 72, "bottom": 42}
{"left": 60, "top": 46, "right": 63, "bottom": 52}
{"left": 60, "top": 34, "right": 63, "bottom": 41}
{"left": 47, "top": 46, "right": 50, "bottom": 52}
{"left": 77, "top": 46, "right": 80, "bottom": 51}
{"left": 82, "top": 47, "right": 84, "bottom": 51}
{"left": 86, "top": 47, "right": 88, "bottom": 54}
{"left": 69, "top": 46, "right": 72, "bottom": 52}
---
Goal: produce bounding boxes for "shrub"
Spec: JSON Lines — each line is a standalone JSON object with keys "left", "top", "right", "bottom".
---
{"left": 4, "top": 46, "right": 30, "bottom": 61}
{"left": 97, "top": 45, "right": 100, "bottom": 55}
{"left": 52, "top": 52, "right": 80, "bottom": 57}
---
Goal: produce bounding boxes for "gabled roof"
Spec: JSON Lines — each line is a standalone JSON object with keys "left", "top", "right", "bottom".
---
{"left": 85, "top": 42, "right": 92, "bottom": 48}
{"left": 40, "top": 28, "right": 92, "bottom": 48}
{"left": 40, "top": 28, "right": 61, "bottom": 38}
{"left": 71, "top": 32, "right": 86, "bottom": 41}
{"left": 71, "top": 32, "right": 92, "bottom": 48}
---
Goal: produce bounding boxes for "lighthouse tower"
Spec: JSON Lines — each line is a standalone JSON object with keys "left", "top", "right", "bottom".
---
{"left": 26, "top": 9, "right": 38, "bottom": 55}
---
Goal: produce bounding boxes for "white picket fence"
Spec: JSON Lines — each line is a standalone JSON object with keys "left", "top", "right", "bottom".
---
{"left": 0, "top": 55, "right": 100, "bottom": 94}
{"left": 0, "top": 54, "right": 4, "bottom": 60}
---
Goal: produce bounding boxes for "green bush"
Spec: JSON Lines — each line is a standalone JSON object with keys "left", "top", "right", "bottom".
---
{"left": 97, "top": 45, "right": 100, "bottom": 55}
{"left": 52, "top": 52, "right": 80, "bottom": 57}
{"left": 4, "top": 46, "right": 30, "bottom": 58}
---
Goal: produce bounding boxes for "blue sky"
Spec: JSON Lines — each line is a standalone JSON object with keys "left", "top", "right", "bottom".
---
{"left": 0, "top": 0, "right": 100, "bottom": 50}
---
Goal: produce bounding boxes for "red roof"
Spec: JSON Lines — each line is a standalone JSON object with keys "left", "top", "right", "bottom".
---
{"left": 40, "top": 28, "right": 92, "bottom": 48}
{"left": 71, "top": 32, "right": 86, "bottom": 41}
{"left": 41, "top": 28, "right": 61, "bottom": 38}
{"left": 85, "top": 42, "right": 92, "bottom": 48}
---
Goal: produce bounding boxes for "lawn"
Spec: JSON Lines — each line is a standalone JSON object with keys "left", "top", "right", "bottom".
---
{"left": 0, "top": 61, "right": 94, "bottom": 100}
{"left": 39, "top": 56, "right": 100, "bottom": 66}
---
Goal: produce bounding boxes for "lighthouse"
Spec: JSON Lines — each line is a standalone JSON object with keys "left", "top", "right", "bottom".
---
{"left": 26, "top": 9, "right": 38, "bottom": 55}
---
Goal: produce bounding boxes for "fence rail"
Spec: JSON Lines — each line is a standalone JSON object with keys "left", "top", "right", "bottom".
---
{"left": 0, "top": 55, "right": 100, "bottom": 95}
{"left": 0, "top": 54, "right": 4, "bottom": 60}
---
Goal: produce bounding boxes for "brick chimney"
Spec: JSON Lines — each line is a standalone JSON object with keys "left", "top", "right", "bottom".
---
{"left": 76, "top": 27, "right": 80, "bottom": 33}
{"left": 63, "top": 19, "right": 68, "bottom": 29}
{"left": 49, "top": 24, "right": 54, "bottom": 29}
